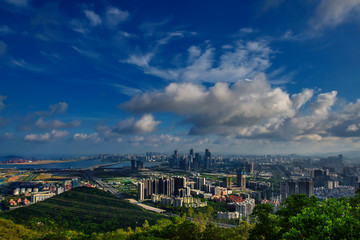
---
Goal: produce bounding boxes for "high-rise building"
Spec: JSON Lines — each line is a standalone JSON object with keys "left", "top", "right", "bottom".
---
{"left": 131, "top": 160, "right": 136, "bottom": 172}
{"left": 138, "top": 182, "right": 144, "bottom": 201}
{"left": 195, "top": 177, "right": 206, "bottom": 190}
{"left": 280, "top": 179, "right": 314, "bottom": 201}
{"left": 237, "top": 169, "right": 246, "bottom": 189}
{"left": 298, "top": 180, "right": 314, "bottom": 196}
{"left": 204, "top": 149, "right": 211, "bottom": 169}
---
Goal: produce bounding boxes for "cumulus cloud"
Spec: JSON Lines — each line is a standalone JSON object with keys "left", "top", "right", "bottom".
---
{"left": 310, "top": 0, "right": 360, "bottom": 30}
{"left": 123, "top": 40, "right": 272, "bottom": 83}
{"left": 106, "top": 7, "right": 129, "bottom": 27}
{"left": 72, "top": 132, "right": 101, "bottom": 143}
{"left": 122, "top": 74, "right": 360, "bottom": 141}
{"left": 84, "top": 10, "right": 102, "bottom": 27}
{"left": 24, "top": 130, "right": 69, "bottom": 142}
{"left": 35, "top": 118, "right": 81, "bottom": 129}
{"left": 113, "top": 114, "right": 161, "bottom": 134}
{"left": 94, "top": 115, "right": 161, "bottom": 142}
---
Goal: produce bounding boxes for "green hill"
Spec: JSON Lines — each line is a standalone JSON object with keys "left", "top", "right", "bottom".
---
{"left": 0, "top": 187, "right": 162, "bottom": 234}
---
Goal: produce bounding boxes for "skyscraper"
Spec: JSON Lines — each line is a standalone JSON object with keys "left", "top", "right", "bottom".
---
{"left": 237, "top": 168, "right": 246, "bottom": 189}
{"left": 138, "top": 182, "right": 144, "bottom": 201}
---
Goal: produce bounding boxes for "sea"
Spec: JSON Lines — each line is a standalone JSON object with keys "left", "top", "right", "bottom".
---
{"left": 0, "top": 159, "right": 161, "bottom": 170}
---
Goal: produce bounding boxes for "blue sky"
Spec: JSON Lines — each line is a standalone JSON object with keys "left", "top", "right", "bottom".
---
{"left": 1, "top": 0, "right": 360, "bottom": 156}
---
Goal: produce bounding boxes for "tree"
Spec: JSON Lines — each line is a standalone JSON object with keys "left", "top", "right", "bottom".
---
{"left": 188, "top": 207, "right": 194, "bottom": 220}
{"left": 283, "top": 198, "right": 360, "bottom": 239}
{"left": 277, "top": 194, "right": 318, "bottom": 233}
{"left": 249, "top": 204, "right": 281, "bottom": 240}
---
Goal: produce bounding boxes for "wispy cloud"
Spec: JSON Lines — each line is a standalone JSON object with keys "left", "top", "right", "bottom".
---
{"left": 123, "top": 39, "right": 272, "bottom": 83}
{"left": 310, "top": 0, "right": 360, "bottom": 30}
{"left": 108, "top": 83, "right": 142, "bottom": 96}
{"left": 0, "top": 25, "right": 14, "bottom": 35}
{"left": 84, "top": 10, "right": 102, "bottom": 27}
{"left": 106, "top": 6, "right": 129, "bottom": 27}
{"left": 11, "top": 59, "right": 44, "bottom": 72}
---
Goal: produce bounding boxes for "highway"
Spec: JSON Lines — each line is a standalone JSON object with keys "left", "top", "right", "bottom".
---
{"left": 84, "top": 170, "right": 123, "bottom": 199}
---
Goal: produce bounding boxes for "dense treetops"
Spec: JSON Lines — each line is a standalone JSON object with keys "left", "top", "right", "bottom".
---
{"left": 1, "top": 188, "right": 360, "bottom": 239}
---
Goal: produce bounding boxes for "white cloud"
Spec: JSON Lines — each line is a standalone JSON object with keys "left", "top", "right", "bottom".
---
{"left": 72, "top": 132, "right": 101, "bottom": 143}
{"left": 311, "top": 0, "right": 360, "bottom": 30}
{"left": 129, "top": 134, "right": 180, "bottom": 147}
{"left": 11, "top": 59, "right": 44, "bottom": 72}
{"left": 106, "top": 7, "right": 129, "bottom": 27}
{"left": 123, "top": 40, "right": 272, "bottom": 83}
{"left": 24, "top": 130, "right": 69, "bottom": 142}
{"left": 113, "top": 114, "right": 161, "bottom": 134}
{"left": 291, "top": 89, "right": 314, "bottom": 110}
{"left": 123, "top": 75, "right": 360, "bottom": 141}
{"left": 35, "top": 118, "right": 81, "bottom": 130}
{"left": 72, "top": 46, "right": 100, "bottom": 59}
{"left": 84, "top": 10, "right": 102, "bottom": 27}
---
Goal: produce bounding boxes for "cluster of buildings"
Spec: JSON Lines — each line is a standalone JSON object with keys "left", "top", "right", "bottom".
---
{"left": 151, "top": 194, "right": 207, "bottom": 208}
{"left": 280, "top": 179, "right": 314, "bottom": 201}
{"left": 216, "top": 197, "right": 256, "bottom": 220}
{"left": 8, "top": 178, "right": 81, "bottom": 207}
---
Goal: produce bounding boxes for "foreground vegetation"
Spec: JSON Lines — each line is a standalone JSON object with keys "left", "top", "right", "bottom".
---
{"left": 1, "top": 187, "right": 360, "bottom": 239}
{"left": 0, "top": 187, "right": 161, "bottom": 234}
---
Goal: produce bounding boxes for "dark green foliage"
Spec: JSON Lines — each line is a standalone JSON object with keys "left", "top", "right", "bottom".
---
{"left": 283, "top": 198, "right": 360, "bottom": 239}
{"left": 277, "top": 194, "right": 319, "bottom": 233}
{"left": 249, "top": 204, "right": 281, "bottom": 240}
{"left": 0, "top": 187, "right": 161, "bottom": 234}
{"left": 3, "top": 190, "right": 360, "bottom": 240}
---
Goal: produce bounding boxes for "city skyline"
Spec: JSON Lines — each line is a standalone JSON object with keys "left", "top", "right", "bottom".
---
{"left": 1, "top": 0, "right": 360, "bottom": 155}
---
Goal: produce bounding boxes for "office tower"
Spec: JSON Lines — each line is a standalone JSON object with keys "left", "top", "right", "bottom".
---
{"left": 298, "top": 180, "right": 314, "bottom": 197}
{"left": 136, "top": 160, "right": 144, "bottom": 171}
{"left": 131, "top": 159, "right": 136, "bottom": 172}
{"left": 355, "top": 176, "right": 360, "bottom": 192}
{"left": 224, "top": 176, "right": 231, "bottom": 188}
{"left": 281, "top": 179, "right": 314, "bottom": 200}
{"left": 194, "top": 153, "right": 201, "bottom": 170}
{"left": 237, "top": 168, "right": 246, "bottom": 189}
{"left": 204, "top": 149, "right": 211, "bottom": 169}
{"left": 288, "top": 180, "right": 296, "bottom": 196}
{"left": 138, "top": 182, "right": 144, "bottom": 201}
{"left": 195, "top": 177, "right": 206, "bottom": 190}
{"left": 174, "top": 176, "right": 186, "bottom": 196}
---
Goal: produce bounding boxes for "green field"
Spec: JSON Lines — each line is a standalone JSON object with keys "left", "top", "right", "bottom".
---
{"left": 0, "top": 187, "right": 162, "bottom": 234}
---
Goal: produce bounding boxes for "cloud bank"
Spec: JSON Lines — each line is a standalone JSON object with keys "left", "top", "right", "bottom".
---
{"left": 122, "top": 74, "right": 360, "bottom": 141}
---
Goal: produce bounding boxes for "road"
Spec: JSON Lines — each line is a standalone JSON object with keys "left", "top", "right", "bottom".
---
{"left": 84, "top": 170, "right": 123, "bottom": 199}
